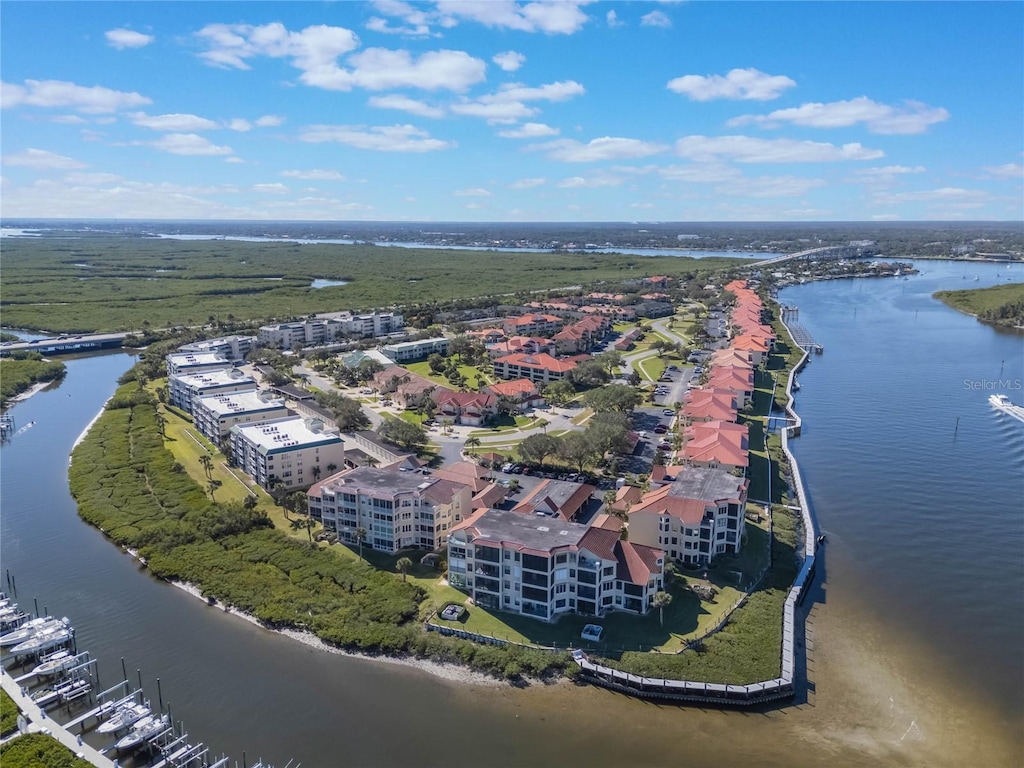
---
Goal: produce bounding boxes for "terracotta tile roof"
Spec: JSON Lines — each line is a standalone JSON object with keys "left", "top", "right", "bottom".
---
{"left": 422, "top": 478, "right": 470, "bottom": 505}
{"left": 679, "top": 420, "right": 749, "bottom": 467}
{"left": 472, "top": 483, "right": 508, "bottom": 509}
{"left": 578, "top": 527, "right": 662, "bottom": 584}
{"left": 682, "top": 390, "right": 738, "bottom": 422}
{"left": 484, "top": 378, "right": 538, "bottom": 398}
{"left": 731, "top": 334, "right": 771, "bottom": 353}
{"left": 513, "top": 478, "right": 596, "bottom": 521}
{"left": 434, "top": 460, "right": 495, "bottom": 492}
{"left": 433, "top": 390, "right": 497, "bottom": 410}
{"left": 493, "top": 352, "right": 578, "bottom": 373}
{"left": 707, "top": 368, "right": 754, "bottom": 391}
{"left": 591, "top": 513, "right": 625, "bottom": 531}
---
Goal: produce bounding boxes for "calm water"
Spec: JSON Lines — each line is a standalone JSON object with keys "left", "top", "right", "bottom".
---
{"left": 0, "top": 261, "right": 1021, "bottom": 767}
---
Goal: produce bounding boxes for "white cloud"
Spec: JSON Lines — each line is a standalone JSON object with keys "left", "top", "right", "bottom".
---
{"left": 338, "top": 48, "right": 486, "bottom": 92}
{"left": 148, "top": 133, "right": 234, "bottom": 156}
{"left": 51, "top": 115, "right": 87, "bottom": 125}
{"left": 255, "top": 115, "right": 286, "bottom": 127}
{"left": 674, "top": 135, "right": 884, "bottom": 163}
{"left": 365, "top": 16, "right": 434, "bottom": 37}
{"left": 606, "top": 10, "right": 624, "bottom": 27}
{"left": 253, "top": 183, "right": 290, "bottom": 194}
{"left": 498, "top": 122, "right": 559, "bottom": 139}
{"left": 728, "top": 96, "right": 949, "bottom": 134}
{"left": 556, "top": 175, "right": 623, "bottom": 188}
{"left": 453, "top": 187, "right": 492, "bottom": 197}
{"left": 2, "top": 79, "right": 151, "bottom": 113}
{"left": 369, "top": 94, "right": 445, "bottom": 118}
{"left": 981, "top": 163, "right": 1024, "bottom": 179}
{"left": 129, "top": 112, "right": 220, "bottom": 131}
{"left": 714, "top": 175, "right": 826, "bottom": 198}
{"left": 367, "top": 1, "right": 435, "bottom": 36}
{"left": 853, "top": 165, "right": 926, "bottom": 186}
{"left": 452, "top": 80, "right": 585, "bottom": 124}
{"left": 2, "top": 148, "right": 88, "bottom": 169}
{"left": 281, "top": 169, "right": 346, "bottom": 181}
{"left": 299, "top": 124, "right": 455, "bottom": 152}
{"left": 434, "top": 1, "right": 592, "bottom": 34}
{"left": 659, "top": 163, "right": 743, "bottom": 183}
{"left": 873, "top": 186, "right": 990, "bottom": 204}
{"left": 225, "top": 157, "right": 246, "bottom": 164}
{"left": 228, "top": 119, "right": 252, "bottom": 132}
{"left": 530, "top": 136, "right": 667, "bottom": 162}
{"left": 105, "top": 28, "right": 154, "bottom": 50}
{"left": 493, "top": 51, "right": 526, "bottom": 71}
{"left": 667, "top": 68, "right": 796, "bottom": 101}
{"left": 509, "top": 177, "right": 546, "bottom": 189}
{"left": 640, "top": 10, "right": 672, "bottom": 28}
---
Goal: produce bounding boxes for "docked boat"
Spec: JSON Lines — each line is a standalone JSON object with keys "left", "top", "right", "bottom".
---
{"left": 114, "top": 713, "right": 170, "bottom": 751}
{"left": 98, "top": 702, "right": 151, "bottom": 734}
{"left": 10, "top": 624, "right": 73, "bottom": 655}
{"left": 30, "top": 650, "right": 74, "bottom": 678}
{"left": 30, "top": 678, "right": 89, "bottom": 708}
{"left": 0, "top": 616, "right": 61, "bottom": 647}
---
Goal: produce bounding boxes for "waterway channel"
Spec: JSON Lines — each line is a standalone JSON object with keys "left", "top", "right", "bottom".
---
{"left": 0, "top": 260, "right": 1021, "bottom": 767}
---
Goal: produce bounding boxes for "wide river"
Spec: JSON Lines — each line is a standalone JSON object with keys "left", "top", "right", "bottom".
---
{"left": 1, "top": 259, "right": 1021, "bottom": 767}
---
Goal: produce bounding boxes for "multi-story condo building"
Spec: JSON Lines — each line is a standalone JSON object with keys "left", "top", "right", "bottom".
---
{"left": 380, "top": 337, "right": 450, "bottom": 363}
{"left": 491, "top": 352, "right": 578, "bottom": 384}
{"left": 192, "top": 390, "right": 290, "bottom": 441}
{"left": 177, "top": 335, "right": 257, "bottom": 363}
{"left": 502, "top": 313, "right": 564, "bottom": 337}
{"left": 230, "top": 416, "right": 345, "bottom": 492}
{"left": 165, "top": 351, "right": 232, "bottom": 377}
{"left": 169, "top": 369, "right": 257, "bottom": 414}
{"left": 447, "top": 508, "right": 664, "bottom": 621}
{"left": 258, "top": 312, "right": 404, "bottom": 350}
{"left": 308, "top": 466, "right": 474, "bottom": 552}
{"left": 628, "top": 465, "right": 748, "bottom": 565}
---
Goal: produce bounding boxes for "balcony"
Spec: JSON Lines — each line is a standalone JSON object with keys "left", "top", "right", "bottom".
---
{"left": 473, "top": 563, "right": 500, "bottom": 579}
{"left": 475, "top": 576, "right": 501, "bottom": 594}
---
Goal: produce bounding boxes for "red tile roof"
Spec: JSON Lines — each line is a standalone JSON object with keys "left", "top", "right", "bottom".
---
{"left": 494, "top": 352, "right": 578, "bottom": 373}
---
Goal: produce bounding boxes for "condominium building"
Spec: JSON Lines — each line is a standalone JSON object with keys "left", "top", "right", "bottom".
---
{"left": 166, "top": 351, "right": 232, "bottom": 377}
{"left": 307, "top": 466, "right": 474, "bottom": 552}
{"left": 628, "top": 465, "right": 748, "bottom": 565}
{"left": 258, "top": 312, "right": 404, "bottom": 349}
{"left": 447, "top": 508, "right": 664, "bottom": 621}
{"left": 380, "top": 337, "right": 450, "bottom": 363}
{"left": 491, "top": 352, "right": 578, "bottom": 384}
{"left": 230, "top": 416, "right": 345, "bottom": 492}
{"left": 192, "top": 390, "right": 291, "bottom": 441}
{"left": 169, "top": 369, "right": 257, "bottom": 414}
{"left": 177, "top": 335, "right": 257, "bottom": 363}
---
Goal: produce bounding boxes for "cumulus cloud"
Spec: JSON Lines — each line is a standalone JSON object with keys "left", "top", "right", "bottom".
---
{"left": 714, "top": 174, "right": 826, "bottom": 198}
{"left": 336, "top": 48, "right": 486, "bottom": 92}
{"left": 368, "top": 94, "right": 445, "bottom": 118}
{"left": 640, "top": 10, "right": 672, "bottom": 28}
{"left": 509, "top": 177, "right": 546, "bottom": 189}
{"left": 281, "top": 169, "right": 346, "bottom": 181}
{"left": 872, "top": 186, "right": 990, "bottom": 204}
{"left": 148, "top": 133, "right": 234, "bottom": 156}
{"left": 452, "top": 80, "right": 585, "bottom": 123}
{"left": 105, "top": 28, "right": 154, "bottom": 49}
{"left": 2, "top": 79, "right": 151, "bottom": 113}
{"left": 253, "top": 183, "right": 290, "bottom": 193}
{"left": 434, "top": 0, "right": 592, "bottom": 34}
{"left": 195, "top": 22, "right": 359, "bottom": 72}
{"left": 299, "top": 123, "right": 455, "bottom": 152}
{"left": 727, "top": 96, "right": 950, "bottom": 134}
{"left": 556, "top": 174, "right": 623, "bottom": 188}
{"left": 530, "top": 136, "right": 667, "bottom": 162}
{"left": 366, "top": 0, "right": 436, "bottom": 36}
{"left": 606, "top": 10, "right": 624, "bottom": 27}
{"left": 129, "top": 112, "right": 220, "bottom": 131}
{"left": 453, "top": 187, "right": 492, "bottom": 197}
{"left": 674, "top": 135, "right": 884, "bottom": 163}
{"left": 981, "top": 162, "right": 1024, "bottom": 179}
{"left": 2, "top": 148, "right": 88, "bottom": 169}
{"left": 255, "top": 114, "right": 286, "bottom": 127}
{"left": 493, "top": 51, "right": 526, "bottom": 71}
{"left": 667, "top": 68, "right": 796, "bottom": 101}
{"left": 853, "top": 165, "right": 926, "bottom": 185}
{"left": 497, "top": 122, "right": 559, "bottom": 139}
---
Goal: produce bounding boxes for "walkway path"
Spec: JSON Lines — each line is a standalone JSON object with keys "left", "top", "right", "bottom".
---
{"left": 0, "top": 666, "right": 116, "bottom": 767}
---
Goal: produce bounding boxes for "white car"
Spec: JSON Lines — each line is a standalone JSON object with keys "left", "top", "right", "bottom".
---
{"left": 580, "top": 624, "right": 603, "bottom": 642}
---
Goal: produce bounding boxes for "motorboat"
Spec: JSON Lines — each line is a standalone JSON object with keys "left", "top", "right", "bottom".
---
{"left": 10, "top": 624, "right": 73, "bottom": 655}
{"left": 0, "top": 616, "right": 62, "bottom": 647}
{"left": 98, "top": 702, "right": 151, "bottom": 734}
{"left": 114, "top": 713, "right": 170, "bottom": 751}
{"left": 989, "top": 394, "right": 1012, "bottom": 407}
{"left": 30, "top": 678, "right": 89, "bottom": 708}
{"left": 30, "top": 650, "right": 73, "bottom": 677}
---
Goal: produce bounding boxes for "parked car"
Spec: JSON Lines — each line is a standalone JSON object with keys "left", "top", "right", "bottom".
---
{"left": 654, "top": 425, "right": 668, "bottom": 434}
{"left": 662, "top": 409, "right": 675, "bottom": 416}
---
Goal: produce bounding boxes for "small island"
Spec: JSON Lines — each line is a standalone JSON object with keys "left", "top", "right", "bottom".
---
{"left": 934, "top": 282, "right": 1024, "bottom": 330}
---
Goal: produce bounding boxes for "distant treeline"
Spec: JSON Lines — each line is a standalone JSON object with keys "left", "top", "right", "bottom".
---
{"left": 934, "top": 282, "right": 1024, "bottom": 329}
{"left": 0, "top": 355, "right": 66, "bottom": 407}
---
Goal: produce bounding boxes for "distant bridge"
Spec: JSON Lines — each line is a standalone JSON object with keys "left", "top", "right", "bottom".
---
{"left": 0, "top": 332, "right": 129, "bottom": 357}
{"left": 748, "top": 245, "right": 878, "bottom": 268}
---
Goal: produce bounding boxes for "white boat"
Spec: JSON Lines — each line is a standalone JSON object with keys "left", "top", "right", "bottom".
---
{"left": 114, "top": 713, "right": 170, "bottom": 751}
{"left": 0, "top": 616, "right": 61, "bottom": 646}
{"left": 0, "top": 612, "right": 30, "bottom": 631}
{"left": 989, "top": 394, "right": 1012, "bottom": 407}
{"left": 10, "top": 624, "right": 73, "bottom": 655}
{"left": 97, "top": 702, "right": 151, "bottom": 734}
{"left": 30, "top": 650, "right": 72, "bottom": 677}
{"left": 989, "top": 393, "right": 1024, "bottom": 423}
{"left": 30, "top": 678, "right": 89, "bottom": 708}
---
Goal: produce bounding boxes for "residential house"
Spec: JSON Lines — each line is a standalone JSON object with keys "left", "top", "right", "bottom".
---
{"left": 230, "top": 416, "right": 345, "bottom": 492}
{"left": 705, "top": 367, "right": 755, "bottom": 408}
{"left": 433, "top": 390, "right": 498, "bottom": 426}
{"left": 483, "top": 378, "right": 545, "bottom": 409}
{"left": 628, "top": 464, "right": 748, "bottom": 565}
{"left": 677, "top": 420, "right": 749, "bottom": 472}
{"left": 447, "top": 507, "right": 664, "bottom": 620}
{"left": 730, "top": 334, "right": 772, "bottom": 366}
{"left": 680, "top": 390, "right": 739, "bottom": 424}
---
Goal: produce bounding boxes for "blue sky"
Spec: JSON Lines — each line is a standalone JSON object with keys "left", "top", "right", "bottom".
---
{"left": 1, "top": 1, "right": 1021, "bottom": 222}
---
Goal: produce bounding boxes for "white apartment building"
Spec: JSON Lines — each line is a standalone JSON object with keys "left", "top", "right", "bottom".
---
{"left": 177, "top": 335, "right": 257, "bottom": 362}
{"left": 258, "top": 312, "right": 404, "bottom": 350}
{"left": 166, "top": 351, "right": 232, "bottom": 377}
{"left": 448, "top": 508, "right": 664, "bottom": 621}
{"left": 628, "top": 466, "right": 748, "bottom": 565}
{"left": 169, "top": 369, "right": 257, "bottom": 414}
{"left": 380, "top": 337, "right": 450, "bottom": 363}
{"left": 308, "top": 466, "right": 474, "bottom": 553}
{"left": 230, "top": 416, "right": 345, "bottom": 492}
{"left": 192, "top": 390, "right": 291, "bottom": 441}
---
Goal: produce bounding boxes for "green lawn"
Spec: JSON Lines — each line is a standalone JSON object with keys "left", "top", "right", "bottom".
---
{"left": 405, "top": 359, "right": 495, "bottom": 389}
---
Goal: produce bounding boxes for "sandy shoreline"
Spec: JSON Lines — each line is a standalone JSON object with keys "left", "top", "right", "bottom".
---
{"left": 2, "top": 380, "right": 50, "bottom": 409}
{"left": 165, "top": 578, "right": 505, "bottom": 687}
{"left": 69, "top": 397, "right": 112, "bottom": 462}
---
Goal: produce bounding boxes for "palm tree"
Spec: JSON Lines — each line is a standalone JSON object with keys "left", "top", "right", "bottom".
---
{"left": 206, "top": 479, "right": 218, "bottom": 501}
{"left": 355, "top": 526, "right": 368, "bottom": 560}
{"left": 396, "top": 557, "right": 413, "bottom": 582}
{"left": 243, "top": 494, "right": 258, "bottom": 512}
{"left": 154, "top": 414, "right": 166, "bottom": 438}
{"left": 326, "top": 463, "right": 338, "bottom": 476}
{"left": 464, "top": 436, "right": 481, "bottom": 454}
{"left": 653, "top": 590, "right": 673, "bottom": 627}
{"left": 199, "top": 454, "right": 213, "bottom": 479}
{"left": 311, "top": 465, "right": 322, "bottom": 483}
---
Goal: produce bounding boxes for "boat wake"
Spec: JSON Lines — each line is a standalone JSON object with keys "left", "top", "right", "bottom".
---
{"left": 989, "top": 394, "right": 1024, "bottom": 424}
